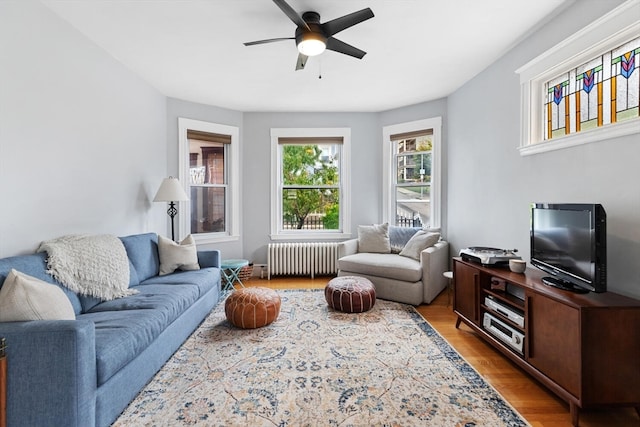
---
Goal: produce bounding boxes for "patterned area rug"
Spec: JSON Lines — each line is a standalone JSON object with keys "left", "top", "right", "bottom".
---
{"left": 114, "top": 290, "right": 529, "bottom": 426}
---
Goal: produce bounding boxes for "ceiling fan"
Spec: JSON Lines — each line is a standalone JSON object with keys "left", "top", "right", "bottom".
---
{"left": 243, "top": 0, "right": 374, "bottom": 70}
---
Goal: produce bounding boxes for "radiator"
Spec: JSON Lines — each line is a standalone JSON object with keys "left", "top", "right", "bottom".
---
{"left": 267, "top": 242, "right": 339, "bottom": 279}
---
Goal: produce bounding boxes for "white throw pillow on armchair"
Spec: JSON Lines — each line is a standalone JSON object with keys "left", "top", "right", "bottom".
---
{"left": 358, "top": 223, "right": 391, "bottom": 253}
{"left": 399, "top": 231, "right": 441, "bottom": 260}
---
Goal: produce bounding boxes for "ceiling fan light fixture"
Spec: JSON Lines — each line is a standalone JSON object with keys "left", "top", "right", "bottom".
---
{"left": 297, "top": 33, "right": 326, "bottom": 56}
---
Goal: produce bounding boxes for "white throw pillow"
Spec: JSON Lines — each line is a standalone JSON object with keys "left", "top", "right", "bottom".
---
{"left": 158, "top": 234, "right": 200, "bottom": 276}
{"left": 358, "top": 223, "right": 391, "bottom": 254}
{"left": 0, "top": 269, "right": 75, "bottom": 321}
{"left": 399, "top": 231, "right": 441, "bottom": 260}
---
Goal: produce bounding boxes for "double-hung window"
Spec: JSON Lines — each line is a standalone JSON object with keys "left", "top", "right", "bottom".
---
{"left": 383, "top": 117, "right": 442, "bottom": 229}
{"left": 178, "top": 118, "right": 239, "bottom": 244}
{"left": 270, "top": 128, "right": 351, "bottom": 240}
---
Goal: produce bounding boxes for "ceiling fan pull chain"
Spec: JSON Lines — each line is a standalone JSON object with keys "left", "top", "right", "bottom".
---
{"left": 318, "top": 59, "right": 322, "bottom": 79}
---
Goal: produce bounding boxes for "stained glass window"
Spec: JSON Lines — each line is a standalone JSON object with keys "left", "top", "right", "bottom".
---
{"left": 544, "top": 36, "right": 639, "bottom": 141}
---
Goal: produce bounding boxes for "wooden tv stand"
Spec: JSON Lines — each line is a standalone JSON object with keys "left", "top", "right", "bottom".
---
{"left": 452, "top": 257, "right": 640, "bottom": 427}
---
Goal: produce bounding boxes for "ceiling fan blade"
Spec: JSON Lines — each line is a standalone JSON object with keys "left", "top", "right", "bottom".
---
{"left": 244, "top": 37, "right": 294, "bottom": 46}
{"left": 321, "top": 8, "right": 374, "bottom": 37}
{"left": 325, "top": 37, "right": 366, "bottom": 59}
{"left": 273, "top": 0, "right": 310, "bottom": 31}
{"left": 295, "top": 53, "right": 308, "bottom": 70}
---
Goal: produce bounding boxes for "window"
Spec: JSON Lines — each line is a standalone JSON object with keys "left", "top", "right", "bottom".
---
{"left": 270, "top": 128, "right": 351, "bottom": 240}
{"left": 517, "top": 0, "right": 639, "bottom": 155}
{"left": 544, "top": 36, "right": 639, "bottom": 140}
{"left": 383, "top": 117, "right": 442, "bottom": 229}
{"left": 178, "top": 118, "right": 239, "bottom": 244}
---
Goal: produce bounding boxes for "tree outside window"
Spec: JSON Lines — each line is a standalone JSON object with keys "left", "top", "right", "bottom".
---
{"left": 281, "top": 143, "right": 340, "bottom": 230}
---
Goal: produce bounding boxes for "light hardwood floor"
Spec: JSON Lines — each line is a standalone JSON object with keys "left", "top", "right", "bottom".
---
{"left": 241, "top": 276, "right": 639, "bottom": 427}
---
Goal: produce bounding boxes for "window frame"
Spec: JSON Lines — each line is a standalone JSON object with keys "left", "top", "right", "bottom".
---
{"left": 178, "top": 118, "right": 240, "bottom": 244}
{"left": 516, "top": 0, "right": 640, "bottom": 156}
{"left": 270, "top": 127, "right": 351, "bottom": 241}
{"left": 382, "top": 117, "right": 442, "bottom": 230}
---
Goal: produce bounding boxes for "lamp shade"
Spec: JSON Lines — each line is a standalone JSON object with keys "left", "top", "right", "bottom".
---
{"left": 153, "top": 177, "right": 189, "bottom": 202}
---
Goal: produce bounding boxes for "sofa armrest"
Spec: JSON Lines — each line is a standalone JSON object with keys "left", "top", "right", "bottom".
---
{"left": 197, "top": 249, "right": 221, "bottom": 268}
{"left": 0, "top": 319, "right": 96, "bottom": 426}
{"left": 338, "top": 239, "right": 359, "bottom": 258}
{"left": 420, "top": 241, "right": 450, "bottom": 304}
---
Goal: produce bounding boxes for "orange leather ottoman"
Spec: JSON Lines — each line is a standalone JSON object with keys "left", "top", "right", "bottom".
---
{"left": 225, "top": 287, "right": 281, "bottom": 329}
{"left": 325, "top": 276, "right": 376, "bottom": 313}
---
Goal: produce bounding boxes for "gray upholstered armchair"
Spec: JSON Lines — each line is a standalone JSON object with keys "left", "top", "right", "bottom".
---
{"left": 337, "top": 224, "right": 449, "bottom": 305}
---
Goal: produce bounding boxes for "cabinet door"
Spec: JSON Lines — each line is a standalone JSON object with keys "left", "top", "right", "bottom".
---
{"left": 454, "top": 261, "right": 480, "bottom": 325}
{"left": 527, "top": 293, "right": 580, "bottom": 397}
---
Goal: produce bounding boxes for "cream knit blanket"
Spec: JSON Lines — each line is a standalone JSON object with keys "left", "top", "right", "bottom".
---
{"left": 38, "top": 234, "right": 137, "bottom": 301}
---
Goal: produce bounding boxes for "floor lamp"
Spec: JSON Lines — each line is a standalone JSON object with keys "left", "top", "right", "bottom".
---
{"left": 153, "top": 177, "right": 189, "bottom": 241}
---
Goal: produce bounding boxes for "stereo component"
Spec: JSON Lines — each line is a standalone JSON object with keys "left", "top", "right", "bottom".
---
{"left": 483, "top": 312, "right": 524, "bottom": 354}
{"left": 484, "top": 296, "right": 525, "bottom": 327}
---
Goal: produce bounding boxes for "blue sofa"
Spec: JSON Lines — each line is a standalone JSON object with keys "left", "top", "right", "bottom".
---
{"left": 0, "top": 232, "right": 222, "bottom": 427}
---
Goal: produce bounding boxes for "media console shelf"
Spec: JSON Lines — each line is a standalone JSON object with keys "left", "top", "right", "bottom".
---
{"left": 452, "top": 257, "right": 640, "bottom": 427}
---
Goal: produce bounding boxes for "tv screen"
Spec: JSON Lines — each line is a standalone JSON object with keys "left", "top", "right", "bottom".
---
{"left": 530, "top": 203, "right": 606, "bottom": 293}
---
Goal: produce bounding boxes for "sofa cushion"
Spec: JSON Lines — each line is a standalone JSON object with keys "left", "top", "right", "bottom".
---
{"left": 158, "top": 234, "right": 200, "bottom": 275}
{"left": 120, "top": 233, "right": 159, "bottom": 282}
{"left": 78, "top": 258, "right": 142, "bottom": 313}
{"left": 399, "top": 231, "right": 441, "bottom": 260}
{"left": 338, "top": 253, "right": 422, "bottom": 282}
{"left": 0, "top": 253, "right": 83, "bottom": 315}
{"left": 0, "top": 269, "right": 76, "bottom": 321}
{"left": 358, "top": 223, "right": 390, "bottom": 253}
{"left": 140, "top": 267, "right": 219, "bottom": 298}
{"left": 82, "top": 283, "right": 202, "bottom": 385}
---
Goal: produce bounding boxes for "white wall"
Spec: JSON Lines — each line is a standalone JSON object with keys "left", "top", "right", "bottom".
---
{"left": 0, "top": 1, "right": 167, "bottom": 257}
{"left": 446, "top": 0, "right": 640, "bottom": 298}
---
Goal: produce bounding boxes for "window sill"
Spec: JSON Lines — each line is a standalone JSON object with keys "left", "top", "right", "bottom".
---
{"left": 519, "top": 118, "right": 639, "bottom": 156}
{"left": 193, "top": 233, "right": 240, "bottom": 245}
{"left": 270, "top": 232, "right": 352, "bottom": 241}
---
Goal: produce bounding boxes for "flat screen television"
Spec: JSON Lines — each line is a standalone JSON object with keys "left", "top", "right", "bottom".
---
{"left": 530, "top": 203, "right": 607, "bottom": 293}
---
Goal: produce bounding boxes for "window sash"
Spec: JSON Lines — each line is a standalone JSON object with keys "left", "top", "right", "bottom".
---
{"left": 278, "top": 142, "right": 342, "bottom": 233}
{"left": 270, "top": 128, "right": 351, "bottom": 240}
{"left": 178, "top": 118, "right": 240, "bottom": 244}
{"left": 382, "top": 117, "right": 442, "bottom": 230}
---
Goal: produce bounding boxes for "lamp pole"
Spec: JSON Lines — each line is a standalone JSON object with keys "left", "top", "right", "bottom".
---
{"left": 167, "top": 201, "right": 178, "bottom": 241}
{"left": 153, "top": 176, "right": 189, "bottom": 242}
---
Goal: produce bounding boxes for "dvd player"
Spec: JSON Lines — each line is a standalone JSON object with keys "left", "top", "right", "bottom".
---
{"left": 484, "top": 296, "right": 525, "bottom": 327}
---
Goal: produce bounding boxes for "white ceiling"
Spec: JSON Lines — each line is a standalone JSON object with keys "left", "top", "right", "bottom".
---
{"left": 43, "top": 0, "right": 569, "bottom": 112}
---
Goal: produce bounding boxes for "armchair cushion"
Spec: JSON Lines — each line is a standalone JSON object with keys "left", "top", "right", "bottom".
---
{"left": 338, "top": 253, "right": 422, "bottom": 282}
{"left": 357, "top": 223, "right": 390, "bottom": 253}
{"left": 399, "top": 231, "right": 440, "bottom": 260}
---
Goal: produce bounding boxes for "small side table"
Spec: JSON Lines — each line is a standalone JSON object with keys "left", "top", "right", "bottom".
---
{"left": 221, "top": 259, "right": 249, "bottom": 293}
{"left": 443, "top": 271, "right": 453, "bottom": 307}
